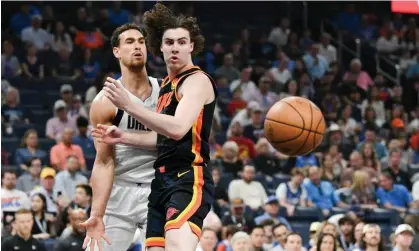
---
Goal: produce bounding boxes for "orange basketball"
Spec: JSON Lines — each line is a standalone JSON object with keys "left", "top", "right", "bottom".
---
{"left": 264, "top": 96, "right": 326, "bottom": 156}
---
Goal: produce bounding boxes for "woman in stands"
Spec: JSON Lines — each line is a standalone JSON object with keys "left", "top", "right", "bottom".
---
{"left": 14, "top": 129, "right": 47, "bottom": 174}
{"left": 361, "top": 142, "right": 381, "bottom": 172}
{"left": 315, "top": 233, "right": 337, "bottom": 251}
{"left": 351, "top": 171, "right": 378, "bottom": 210}
{"left": 31, "top": 193, "right": 56, "bottom": 240}
{"left": 21, "top": 43, "right": 44, "bottom": 80}
{"left": 321, "top": 153, "right": 341, "bottom": 188}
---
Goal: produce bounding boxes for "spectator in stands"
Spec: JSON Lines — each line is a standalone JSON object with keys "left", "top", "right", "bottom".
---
{"left": 69, "top": 7, "right": 88, "bottom": 35}
{"left": 30, "top": 167, "right": 60, "bottom": 215}
{"left": 1, "top": 170, "right": 31, "bottom": 234}
{"left": 243, "top": 76, "right": 278, "bottom": 113}
{"left": 54, "top": 155, "right": 88, "bottom": 200}
{"left": 303, "top": 43, "right": 328, "bottom": 80}
{"left": 338, "top": 104, "right": 360, "bottom": 138}
{"left": 74, "top": 21, "right": 104, "bottom": 50}
{"left": 357, "top": 128, "right": 387, "bottom": 160}
{"left": 321, "top": 154, "right": 341, "bottom": 187}
{"left": 314, "top": 233, "right": 337, "bottom": 251}
{"left": 349, "top": 170, "right": 378, "bottom": 209}
{"left": 2, "top": 86, "right": 30, "bottom": 130}
{"left": 278, "top": 79, "right": 299, "bottom": 100}
{"left": 356, "top": 224, "right": 385, "bottom": 251}
{"left": 406, "top": 51, "right": 419, "bottom": 80}
{"left": 343, "top": 58, "right": 373, "bottom": 92}
{"left": 271, "top": 223, "right": 289, "bottom": 251}
{"left": 54, "top": 209, "right": 87, "bottom": 251}
{"left": 14, "top": 129, "right": 47, "bottom": 173}
{"left": 58, "top": 84, "right": 73, "bottom": 109}
{"left": 360, "top": 142, "right": 381, "bottom": 172}
{"left": 400, "top": 18, "right": 419, "bottom": 54}
{"left": 21, "top": 14, "right": 52, "bottom": 50}
{"left": 392, "top": 224, "right": 415, "bottom": 251}
{"left": 16, "top": 157, "right": 42, "bottom": 193}
{"left": 384, "top": 149, "right": 411, "bottom": 189}
{"left": 269, "top": 57, "right": 292, "bottom": 91}
{"left": 52, "top": 48, "right": 81, "bottom": 80}
{"left": 196, "top": 228, "right": 218, "bottom": 251}
{"left": 242, "top": 106, "right": 265, "bottom": 143}
{"left": 253, "top": 138, "right": 282, "bottom": 176}
{"left": 217, "top": 141, "right": 243, "bottom": 177}
{"left": 352, "top": 222, "right": 365, "bottom": 251}
{"left": 108, "top": 1, "right": 130, "bottom": 26}
{"left": 338, "top": 216, "right": 355, "bottom": 250}
{"left": 21, "top": 43, "right": 44, "bottom": 79}
{"left": 50, "top": 128, "right": 86, "bottom": 171}
{"left": 319, "top": 33, "right": 337, "bottom": 64}
{"left": 31, "top": 193, "right": 56, "bottom": 239}
{"left": 51, "top": 21, "right": 73, "bottom": 53}
{"left": 205, "top": 42, "right": 225, "bottom": 75}
{"left": 413, "top": 180, "right": 419, "bottom": 208}
{"left": 341, "top": 151, "right": 377, "bottom": 187}
{"left": 69, "top": 94, "right": 88, "bottom": 119}
{"left": 1, "top": 209, "right": 47, "bottom": 251}
{"left": 96, "top": 8, "right": 116, "bottom": 40}
{"left": 211, "top": 166, "right": 229, "bottom": 215}
{"left": 81, "top": 48, "right": 101, "bottom": 81}
{"left": 10, "top": 3, "right": 40, "bottom": 35}
{"left": 229, "top": 165, "right": 268, "bottom": 211}
{"left": 216, "top": 225, "right": 239, "bottom": 251}
{"left": 276, "top": 168, "right": 310, "bottom": 216}
{"left": 255, "top": 196, "right": 292, "bottom": 229}
{"left": 268, "top": 18, "right": 291, "bottom": 48}
{"left": 284, "top": 32, "right": 303, "bottom": 60}
{"left": 361, "top": 87, "right": 386, "bottom": 127}
{"left": 2, "top": 40, "right": 22, "bottom": 78}
{"left": 260, "top": 219, "right": 275, "bottom": 250}
{"left": 304, "top": 166, "right": 349, "bottom": 216}
{"left": 321, "top": 89, "right": 340, "bottom": 122}
{"left": 404, "top": 215, "right": 419, "bottom": 251}
{"left": 376, "top": 172, "right": 413, "bottom": 215}
{"left": 228, "top": 122, "right": 256, "bottom": 161}
{"left": 73, "top": 116, "right": 95, "bottom": 156}
{"left": 46, "top": 100, "right": 78, "bottom": 141}
{"left": 228, "top": 100, "right": 260, "bottom": 136}
{"left": 284, "top": 232, "right": 304, "bottom": 251}
{"left": 223, "top": 197, "right": 256, "bottom": 232}
{"left": 215, "top": 53, "right": 241, "bottom": 83}
{"left": 230, "top": 231, "right": 252, "bottom": 251}
{"left": 376, "top": 27, "right": 399, "bottom": 55}
{"left": 227, "top": 87, "right": 247, "bottom": 117}
{"left": 250, "top": 226, "right": 265, "bottom": 251}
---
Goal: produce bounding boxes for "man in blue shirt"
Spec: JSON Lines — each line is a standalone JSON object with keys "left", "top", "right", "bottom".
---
{"left": 376, "top": 172, "right": 413, "bottom": 214}
{"left": 254, "top": 196, "right": 292, "bottom": 231}
{"left": 304, "top": 166, "right": 349, "bottom": 216}
{"left": 303, "top": 44, "right": 328, "bottom": 80}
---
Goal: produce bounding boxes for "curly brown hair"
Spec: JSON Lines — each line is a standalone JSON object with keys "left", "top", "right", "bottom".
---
{"left": 143, "top": 3, "right": 205, "bottom": 57}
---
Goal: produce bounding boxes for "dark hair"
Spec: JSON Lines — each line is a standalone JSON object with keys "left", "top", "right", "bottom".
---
{"left": 21, "top": 129, "right": 38, "bottom": 148}
{"left": 26, "top": 157, "right": 41, "bottom": 167}
{"left": 143, "top": 3, "right": 205, "bottom": 57}
{"left": 31, "top": 193, "right": 48, "bottom": 214}
{"left": 111, "top": 23, "right": 143, "bottom": 48}
{"left": 316, "top": 233, "right": 337, "bottom": 251}
{"left": 251, "top": 225, "right": 265, "bottom": 234}
{"left": 225, "top": 225, "right": 239, "bottom": 238}
{"left": 76, "top": 116, "right": 89, "bottom": 128}
{"left": 380, "top": 171, "right": 393, "bottom": 181}
{"left": 273, "top": 223, "right": 288, "bottom": 232}
{"left": 76, "top": 184, "right": 93, "bottom": 197}
{"left": 285, "top": 232, "right": 302, "bottom": 243}
{"left": 1, "top": 169, "right": 17, "bottom": 179}
{"left": 260, "top": 219, "right": 275, "bottom": 227}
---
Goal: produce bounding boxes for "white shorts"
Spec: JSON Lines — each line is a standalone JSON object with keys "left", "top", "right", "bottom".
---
{"left": 102, "top": 180, "right": 151, "bottom": 251}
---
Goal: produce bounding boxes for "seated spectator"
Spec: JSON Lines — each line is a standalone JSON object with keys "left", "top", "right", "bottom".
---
{"left": 73, "top": 116, "right": 95, "bottom": 156}
{"left": 54, "top": 209, "right": 87, "bottom": 251}
{"left": 353, "top": 224, "right": 385, "bottom": 251}
{"left": 1, "top": 40, "right": 22, "bottom": 78}
{"left": 50, "top": 128, "right": 86, "bottom": 171}
{"left": 299, "top": 72, "right": 315, "bottom": 100}
{"left": 271, "top": 223, "right": 289, "bottom": 251}
{"left": 303, "top": 44, "right": 328, "bottom": 80}
{"left": 304, "top": 166, "right": 349, "bottom": 216}
{"left": 384, "top": 149, "right": 412, "bottom": 189}
{"left": 228, "top": 166, "right": 268, "bottom": 211}
{"left": 74, "top": 21, "right": 104, "bottom": 50}
{"left": 338, "top": 104, "right": 360, "bottom": 138}
{"left": 340, "top": 151, "right": 377, "bottom": 187}
{"left": 227, "top": 100, "right": 261, "bottom": 137}
{"left": 361, "top": 87, "right": 386, "bottom": 127}
{"left": 279, "top": 79, "right": 299, "bottom": 101}
{"left": 321, "top": 91, "right": 340, "bottom": 123}
{"left": 196, "top": 228, "right": 218, "bottom": 251}
{"left": 254, "top": 196, "right": 292, "bottom": 230}
{"left": 360, "top": 142, "right": 381, "bottom": 172}
{"left": 319, "top": 33, "right": 337, "bottom": 64}
{"left": 343, "top": 58, "right": 373, "bottom": 91}
{"left": 413, "top": 180, "right": 419, "bottom": 208}
{"left": 69, "top": 95, "right": 88, "bottom": 119}
{"left": 21, "top": 14, "right": 52, "bottom": 50}
{"left": 269, "top": 57, "right": 292, "bottom": 91}
{"left": 14, "top": 129, "right": 47, "bottom": 173}
{"left": 253, "top": 138, "right": 281, "bottom": 176}
{"left": 228, "top": 121, "right": 256, "bottom": 162}
{"left": 312, "top": 222, "right": 343, "bottom": 251}
{"left": 268, "top": 18, "right": 291, "bottom": 48}
{"left": 376, "top": 172, "right": 413, "bottom": 215}
{"left": 343, "top": 170, "right": 378, "bottom": 210}
{"left": 1, "top": 209, "right": 47, "bottom": 251}
{"left": 376, "top": 28, "right": 399, "bottom": 54}
{"left": 217, "top": 141, "right": 243, "bottom": 177}
{"left": 230, "top": 231, "right": 252, "bottom": 251}
{"left": 321, "top": 154, "right": 341, "bottom": 187}
{"left": 211, "top": 167, "right": 229, "bottom": 216}
{"left": 1, "top": 170, "right": 31, "bottom": 235}
{"left": 54, "top": 155, "right": 88, "bottom": 200}
{"left": 16, "top": 157, "right": 42, "bottom": 194}
{"left": 21, "top": 43, "right": 44, "bottom": 79}
{"left": 352, "top": 222, "right": 365, "bottom": 251}
{"left": 52, "top": 48, "right": 81, "bottom": 80}
{"left": 60, "top": 84, "right": 74, "bottom": 109}
{"left": 356, "top": 128, "right": 387, "bottom": 160}
{"left": 392, "top": 224, "right": 415, "bottom": 251}
{"left": 338, "top": 216, "right": 356, "bottom": 250}
{"left": 284, "top": 232, "right": 304, "bottom": 251}
{"left": 243, "top": 76, "right": 278, "bottom": 113}
{"left": 260, "top": 219, "right": 275, "bottom": 250}
{"left": 31, "top": 193, "right": 56, "bottom": 239}
{"left": 243, "top": 107, "right": 265, "bottom": 143}
{"left": 314, "top": 233, "right": 338, "bottom": 251}
{"left": 2, "top": 86, "right": 30, "bottom": 128}
{"left": 30, "top": 167, "right": 59, "bottom": 214}
{"left": 227, "top": 87, "right": 247, "bottom": 117}
{"left": 276, "top": 168, "right": 310, "bottom": 216}
{"left": 46, "top": 100, "right": 78, "bottom": 141}
{"left": 406, "top": 52, "right": 419, "bottom": 80}
{"left": 51, "top": 21, "right": 73, "bottom": 53}
{"left": 108, "top": 1, "right": 130, "bottom": 26}
{"left": 215, "top": 53, "right": 240, "bottom": 83}
{"left": 319, "top": 124, "right": 354, "bottom": 160}
{"left": 81, "top": 48, "right": 101, "bottom": 81}
{"left": 250, "top": 226, "right": 265, "bottom": 251}
{"left": 221, "top": 199, "right": 255, "bottom": 234}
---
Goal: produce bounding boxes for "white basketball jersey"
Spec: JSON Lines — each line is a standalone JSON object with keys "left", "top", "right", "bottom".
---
{"left": 112, "top": 77, "right": 160, "bottom": 184}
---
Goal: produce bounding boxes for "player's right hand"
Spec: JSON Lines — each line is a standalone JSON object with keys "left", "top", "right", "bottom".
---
{"left": 92, "top": 124, "right": 123, "bottom": 145}
{"left": 80, "top": 216, "right": 111, "bottom": 251}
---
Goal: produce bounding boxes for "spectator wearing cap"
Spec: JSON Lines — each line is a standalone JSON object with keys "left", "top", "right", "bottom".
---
{"left": 254, "top": 196, "right": 292, "bottom": 230}
{"left": 404, "top": 215, "right": 419, "bottom": 251}
{"left": 393, "top": 224, "right": 415, "bottom": 251}
{"left": 357, "top": 128, "right": 387, "bottom": 160}
{"left": 304, "top": 166, "right": 349, "bottom": 216}
{"left": 383, "top": 149, "right": 412, "bottom": 190}
{"left": 46, "top": 100, "right": 77, "bottom": 141}
{"left": 21, "top": 14, "right": 52, "bottom": 50}
{"left": 50, "top": 128, "right": 86, "bottom": 171}
{"left": 30, "top": 167, "right": 59, "bottom": 214}
{"left": 60, "top": 84, "right": 73, "bottom": 108}
{"left": 16, "top": 157, "right": 42, "bottom": 194}
{"left": 73, "top": 116, "right": 95, "bottom": 156}
{"left": 319, "top": 124, "right": 354, "bottom": 160}
{"left": 319, "top": 33, "right": 337, "bottom": 64}
{"left": 376, "top": 172, "right": 413, "bottom": 215}
{"left": 303, "top": 43, "right": 328, "bottom": 80}
{"left": 221, "top": 198, "right": 255, "bottom": 234}
{"left": 242, "top": 105, "right": 265, "bottom": 144}
{"left": 243, "top": 75, "right": 278, "bottom": 113}
{"left": 276, "top": 168, "right": 310, "bottom": 216}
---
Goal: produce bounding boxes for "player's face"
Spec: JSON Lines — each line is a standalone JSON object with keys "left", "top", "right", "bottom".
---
{"left": 161, "top": 28, "right": 194, "bottom": 70}
{"left": 113, "top": 29, "right": 147, "bottom": 69}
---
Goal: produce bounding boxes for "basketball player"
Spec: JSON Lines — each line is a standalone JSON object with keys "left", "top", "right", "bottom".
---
{"left": 92, "top": 3, "right": 217, "bottom": 251}
{"left": 80, "top": 24, "right": 160, "bottom": 251}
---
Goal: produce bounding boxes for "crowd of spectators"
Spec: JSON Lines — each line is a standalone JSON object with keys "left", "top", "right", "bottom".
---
{"left": 1, "top": 2, "right": 419, "bottom": 251}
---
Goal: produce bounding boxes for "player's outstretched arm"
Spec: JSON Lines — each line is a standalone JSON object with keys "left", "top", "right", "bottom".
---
{"left": 103, "top": 73, "right": 215, "bottom": 140}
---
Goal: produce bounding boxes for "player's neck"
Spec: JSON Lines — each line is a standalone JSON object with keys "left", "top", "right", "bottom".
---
{"left": 120, "top": 67, "right": 149, "bottom": 93}
{"left": 168, "top": 62, "right": 194, "bottom": 80}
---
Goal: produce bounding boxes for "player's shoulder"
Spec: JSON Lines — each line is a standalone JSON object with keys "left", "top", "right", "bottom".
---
{"left": 90, "top": 90, "right": 116, "bottom": 123}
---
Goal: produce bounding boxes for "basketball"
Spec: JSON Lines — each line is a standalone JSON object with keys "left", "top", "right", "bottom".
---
{"left": 264, "top": 96, "right": 326, "bottom": 156}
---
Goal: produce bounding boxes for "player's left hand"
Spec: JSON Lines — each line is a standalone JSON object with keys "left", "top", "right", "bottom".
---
{"left": 103, "top": 77, "right": 130, "bottom": 110}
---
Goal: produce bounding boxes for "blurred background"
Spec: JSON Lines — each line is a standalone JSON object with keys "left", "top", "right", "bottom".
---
{"left": 1, "top": 1, "right": 419, "bottom": 251}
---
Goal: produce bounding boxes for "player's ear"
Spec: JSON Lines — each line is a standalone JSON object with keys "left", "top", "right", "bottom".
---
{"left": 189, "top": 42, "right": 194, "bottom": 53}
{"left": 113, "top": 47, "right": 120, "bottom": 59}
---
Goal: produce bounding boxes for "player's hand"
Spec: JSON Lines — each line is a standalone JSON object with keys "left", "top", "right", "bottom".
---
{"left": 92, "top": 124, "right": 123, "bottom": 145}
{"left": 80, "top": 216, "right": 111, "bottom": 251}
{"left": 103, "top": 77, "right": 131, "bottom": 110}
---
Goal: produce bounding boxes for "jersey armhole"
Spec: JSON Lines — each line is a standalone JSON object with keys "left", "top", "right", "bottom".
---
{"left": 112, "top": 109, "right": 124, "bottom": 126}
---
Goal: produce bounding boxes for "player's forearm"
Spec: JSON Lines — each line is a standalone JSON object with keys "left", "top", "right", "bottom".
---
{"left": 90, "top": 160, "right": 115, "bottom": 218}
{"left": 125, "top": 102, "right": 185, "bottom": 140}
{"left": 120, "top": 131, "right": 157, "bottom": 150}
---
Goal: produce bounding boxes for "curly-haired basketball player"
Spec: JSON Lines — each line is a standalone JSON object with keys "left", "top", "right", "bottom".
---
{"left": 92, "top": 3, "right": 217, "bottom": 251}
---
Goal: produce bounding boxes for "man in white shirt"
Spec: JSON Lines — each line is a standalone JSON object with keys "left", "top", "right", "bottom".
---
{"left": 227, "top": 101, "right": 261, "bottom": 137}
{"left": 21, "top": 15, "right": 52, "bottom": 50}
{"left": 229, "top": 67, "right": 257, "bottom": 94}
{"left": 376, "top": 29, "right": 399, "bottom": 54}
{"left": 228, "top": 165, "right": 268, "bottom": 211}
{"left": 412, "top": 180, "right": 419, "bottom": 208}
{"left": 319, "top": 33, "right": 337, "bottom": 64}
{"left": 268, "top": 18, "right": 291, "bottom": 48}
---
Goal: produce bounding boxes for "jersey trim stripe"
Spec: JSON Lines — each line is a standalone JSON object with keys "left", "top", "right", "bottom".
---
{"left": 192, "top": 109, "right": 204, "bottom": 165}
{"left": 173, "top": 71, "right": 202, "bottom": 102}
{"left": 112, "top": 109, "right": 124, "bottom": 126}
{"left": 164, "top": 165, "right": 204, "bottom": 231}
{"left": 145, "top": 237, "right": 165, "bottom": 248}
